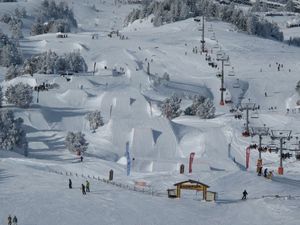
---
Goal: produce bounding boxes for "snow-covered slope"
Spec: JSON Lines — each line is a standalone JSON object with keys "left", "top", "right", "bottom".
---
{"left": 1, "top": 0, "right": 300, "bottom": 225}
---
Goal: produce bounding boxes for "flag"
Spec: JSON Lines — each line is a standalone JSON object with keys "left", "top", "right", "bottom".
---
{"left": 151, "top": 129, "right": 162, "bottom": 145}
{"left": 125, "top": 142, "right": 131, "bottom": 176}
{"left": 129, "top": 98, "right": 136, "bottom": 106}
{"left": 189, "top": 152, "right": 195, "bottom": 173}
{"left": 246, "top": 146, "right": 250, "bottom": 169}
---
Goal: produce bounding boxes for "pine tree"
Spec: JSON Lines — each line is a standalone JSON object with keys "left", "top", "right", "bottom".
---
{"left": 5, "top": 83, "right": 33, "bottom": 108}
{"left": 65, "top": 131, "right": 88, "bottom": 154}
{"left": 5, "top": 65, "right": 21, "bottom": 81}
{"left": 161, "top": 94, "right": 182, "bottom": 119}
{"left": 86, "top": 110, "right": 104, "bottom": 132}
{"left": 0, "top": 109, "right": 28, "bottom": 155}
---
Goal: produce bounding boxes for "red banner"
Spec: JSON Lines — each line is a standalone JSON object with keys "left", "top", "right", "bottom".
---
{"left": 189, "top": 152, "right": 195, "bottom": 173}
{"left": 246, "top": 146, "right": 250, "bottom": 169}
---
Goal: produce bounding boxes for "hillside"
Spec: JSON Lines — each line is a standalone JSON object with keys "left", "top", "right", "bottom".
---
{"left": 1, "top": 1, "right": 300, "bottom": 225}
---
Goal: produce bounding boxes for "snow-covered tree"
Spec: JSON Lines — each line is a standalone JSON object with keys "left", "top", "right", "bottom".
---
{"left": 251, "top": 0, "right": 261, "bottom": 12}
{"left": 65, "top": 131, "right": 88, "bottom": 154}
{"left": 22, "top": 50, "right": 88, "bottom": 74}
{"left": 161, "top": 94, "right": 182, "bottom": 119}
{"left": 31, "top": 0, "right": 77, "bottom": 35}
{"left": 286, "top": 0, "right": 296, "bottom": 12}
{"left": 196, "top": 98, "right": 215, "bottom": 119}
{"left": 184, "top": 95, "right": 215, "bottom": 119}
{"left": 184, "top": 95, "right": 206, "bottom": 116}
{"left": 0, "top": 109, "right": 28, "bottom": 156}
{"left": 86, "top": 110, "right": 104, "bottom": 132}
{"left": 5, "top": 65, "right": 21, "bottom": 81}
{"left": 65, "top": 51, "right": 88, "bottom": 73}
{"left": 11, "top": 22, "right": 23, "bottom": 39}
{"left": 5, "top": 83, "right": 33, "bottom": 108}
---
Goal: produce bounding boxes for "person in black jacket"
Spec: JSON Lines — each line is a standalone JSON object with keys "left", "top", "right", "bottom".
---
{"left": 12, "top": 216, "right": 17, "bottom": 225}
{"left": 242, "top": 190, "right": 248, "bottom": 200}
{"left": 69, "top": 179, "right": 72, "bottom": 189}
{"left": 81, "top": 184, "right": 86, "bottom": 195}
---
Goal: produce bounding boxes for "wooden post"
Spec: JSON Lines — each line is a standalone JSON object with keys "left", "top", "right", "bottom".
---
{"left": 176, "top": 185, "right": 181, "bottom": 198}
{"left": 203, "top": 187, "right": 207, "bottom": 201}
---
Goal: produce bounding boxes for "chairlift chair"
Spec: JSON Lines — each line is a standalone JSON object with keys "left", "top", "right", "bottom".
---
{"left": 228, "top": 68, "right": 235, "bottom": 76}
{"left": 251, "top": 110, "right": 259, "bottom": 119}
{"left": 224, "top": 60, "right": 231, "bottom": 66}
{"left": 233, "top": 79, "right": 240, "bottom": 88}
{"left": 216, "top": 50, "right": 224, "bottom": 59}
{"left": 225, "top": 92, "right": 232, "bottom": 104}
{"left": 210, "top": 33, "right": 216, "bottom": 40}
{"left": 213, "top": 43, "right": 219, "bottom": 49}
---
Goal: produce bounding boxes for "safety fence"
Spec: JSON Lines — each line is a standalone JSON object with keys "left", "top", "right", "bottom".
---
{"left": 47, "top": 169, "right": 167, "bottom": 197}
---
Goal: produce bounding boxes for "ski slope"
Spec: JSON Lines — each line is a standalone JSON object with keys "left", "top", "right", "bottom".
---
{"left": 1, "top": 0, "right": 300, "bottom": 225}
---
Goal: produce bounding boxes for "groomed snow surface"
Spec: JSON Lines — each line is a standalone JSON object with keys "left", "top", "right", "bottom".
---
{"left": 1, "top": 1, "right": 300, "bottom": 225}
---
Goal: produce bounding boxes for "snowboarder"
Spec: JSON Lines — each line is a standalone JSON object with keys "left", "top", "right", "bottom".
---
{"left": 12, "top": 216, "right": 17, "bottom": 225}
{"left": 8, "top": 215, "right": 12, "bottom": 225}
{"left": 264, "top": 168, "right": 268, "bottom": 178}
{"left": 86, "top": 180, "right": 90, "bottom": 192}
{"left": 69, "top": 179, "right": 72, "bottom": 189}
{"left": 242, "top": 190, "right": 248, "bottom": 200}
{"left": 81, "top": 184, "right": 86, "bottom": 195}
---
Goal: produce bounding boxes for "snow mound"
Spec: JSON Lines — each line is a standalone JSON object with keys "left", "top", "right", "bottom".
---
{"left": 2, "top": 76, "right": 37, "bottom": 89}
{"left": 57, "top": 89, "right": 88, "bottom": 106}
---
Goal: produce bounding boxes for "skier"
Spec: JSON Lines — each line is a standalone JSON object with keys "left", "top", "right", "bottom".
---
{"left": 80, "top": 156, "right": 83, "bottom": 162}
{"left": 69, "top": 179, "right": 72, "bottom": 189}
{"left": 81, "top": 184, "right": 86, "bottom": 195}
{"left": 12, "top": 216, "right": 17, "bottom": 225}
{"left": 86, "top": 180, "right": 90, "bottom": 192}
{"left": 8, "top": 215, "right": 12, "bottom": 225}
{"left": 242, "top": 190, "right": 248, "bottom": 200}
{"left": 264, "top": 168, "right": 268, "bottom": 178}
{"left": 264, "top": 92, "right": 267, "bottom": 97}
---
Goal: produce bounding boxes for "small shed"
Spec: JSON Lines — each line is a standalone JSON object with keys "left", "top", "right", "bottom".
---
{"left": 171, "top": 179, "right": 216, "bottom": 201}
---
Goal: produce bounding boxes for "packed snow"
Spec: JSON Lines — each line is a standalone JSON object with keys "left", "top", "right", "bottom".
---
{"left": 1, "top": 0, "right": 300, "bottom": 225}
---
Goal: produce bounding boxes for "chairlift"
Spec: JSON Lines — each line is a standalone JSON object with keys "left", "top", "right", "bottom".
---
{"left": 216, "top": 50, "right": 224, "bottom": 59}
{"left": 225, "top": 92, "right": 232, "bottom": 104}
{"left": 233, "top": 78, "right": 240, "bottom": 88}
{"left": 213, "top": 43, "right": 219, "bottom": 49}
{"left": 228, "top": 67, "right": 235, "bottom": 76}
{"left": 210, "top": 33, "right": 216, "bottom": 40}
{"left": 224, "top": 60, "right": 231, "bottom": 66}
{"left": 251, "top": 110, "right": 259, "bottom": 119}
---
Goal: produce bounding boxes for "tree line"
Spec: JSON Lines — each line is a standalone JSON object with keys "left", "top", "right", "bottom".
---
{"left": 125, "top": 0, "right": 284, "bottom": 41}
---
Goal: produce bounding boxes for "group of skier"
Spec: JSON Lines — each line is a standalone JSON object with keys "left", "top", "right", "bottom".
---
{"left": 7, "top": 215, "right": 17, "bottom": 225}
{"left": 257, "top": 167, "right": 273, "bottom": 179}
{"left": 68, "top": 179, "right": 90, "bottom": 195}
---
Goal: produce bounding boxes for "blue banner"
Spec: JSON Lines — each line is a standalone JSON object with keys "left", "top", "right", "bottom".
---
{"left": 126, "top": 142, "right": 131, "bottom": 176}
